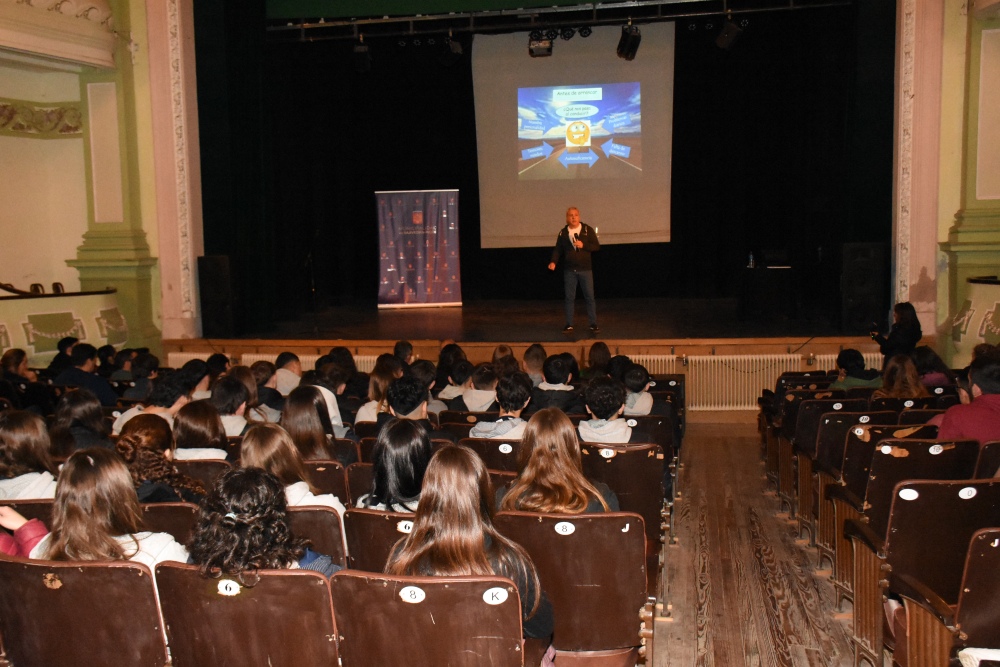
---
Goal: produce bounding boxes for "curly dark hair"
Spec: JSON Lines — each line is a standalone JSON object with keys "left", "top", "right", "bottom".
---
{"left": 116, "top": 414, "right": 205, "bottom": 499}
{"left": 188, "top": 467, "right": 309, "bottom": 581}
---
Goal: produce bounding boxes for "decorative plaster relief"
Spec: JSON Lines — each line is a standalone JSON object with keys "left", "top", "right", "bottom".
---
{"left": 6, "top": 0, "right": 114, "bottom": 30}
{"left": 895, "top": 0, "right": 915, "bottom": 303}
{"left": 0, "top": 98, "right": 82, "bottom": 135}
{"left": 167, "top": 0, "right": 194, "bottom": 319}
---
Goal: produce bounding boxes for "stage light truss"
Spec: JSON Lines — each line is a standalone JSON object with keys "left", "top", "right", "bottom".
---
{"left": 267, "top": 0, "right": 852, "bottom": 43}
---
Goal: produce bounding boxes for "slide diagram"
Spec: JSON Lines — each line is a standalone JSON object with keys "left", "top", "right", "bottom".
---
{"left": 517, "top": 82, "right": 642, "bottom": 180}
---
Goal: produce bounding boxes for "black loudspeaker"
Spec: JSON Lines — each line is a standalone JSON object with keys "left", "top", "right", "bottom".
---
{"left": 198, "top": 255, "right": 235, "bottom": 338}
{"left": 840, "top": 243, "right": 888, "bottom": 334}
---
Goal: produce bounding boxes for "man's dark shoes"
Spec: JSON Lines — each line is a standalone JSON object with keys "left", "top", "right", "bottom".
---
{"left": 590, "top": 324, "right": 600, "bottom": 332}
{"left": 563, "top": 325, "right": 574, "bottom": 333}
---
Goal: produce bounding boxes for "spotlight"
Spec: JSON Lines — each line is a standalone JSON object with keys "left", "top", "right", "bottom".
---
{"left": 545, "top": 28, "right": 559, "bottom": 41}
{"left": 616, "top": 23, "right": 641, "bottom": 61}
{"left": 528, "top": 35, "right": 553, "bottom": 57}
{"left": 715, "top": 20, "right": 742, "bottom": 50}
{"left": 560, "top": 27, "right": 575, "bottom": 41}
{"left": 578, "top": 26, "right": 592, "bottom": 38}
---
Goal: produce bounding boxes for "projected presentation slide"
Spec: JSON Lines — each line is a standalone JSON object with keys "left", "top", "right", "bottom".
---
{"left": 517, "top": 82, "right": 641, "bottom": 180}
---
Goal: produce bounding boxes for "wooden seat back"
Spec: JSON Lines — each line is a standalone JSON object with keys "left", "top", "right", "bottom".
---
{"left": 579, "top": 443, "right": 665, "bottom": 543}
{"left": 330, "top": 571, "right": 523, "bottom": 667}
{"left": 155, "top": 561, "right": 338, "bottom": 666}
{"left": 868, "top": 396, "right": 938, "bottom": 413}
{"left": 840, "top": 424, "right": 938, "bottom": 498}
{"left": 0, "top": 556, "right": 167, "bottom": 667}
{"left": 141, "top": 502, "right": 200, "bottom": 545}
{"left": 342, "top": 507, "right": 413, "bottom": 572}
{"left": 814, "top": 411, "right": 898, "bottom": 474}
{"left": 353, "top": 421, "right": 381, "bottom": 439}
{"left": 793, "top": 398, "right": 869, "bottom": 456}
{"left": 224, "top": 435, "right": 242, "bottom": 461}
{"left": 325, "top": 438, "right": 360, "bottom": 465}
{"left": 439, "top": 410, "right": 499, "bottom": 425}
{"left": 625, "top": 414, "right": 675, "bottom": 454}
{"left": 954, "top": 527, "right": 1000, "bottom": 647}
{"left": 975, "top": 441, "right": 1000, "bottom": 479}
{"left": 896, "top": 408, "right": 945, "bottom": 425}
{"left": 780, "top": 389, "right": 846, "bottom": 442}
{"left": 494, "top": 511, "right": 646, "bottom": 653}
{"left": 303, "top": 459, "right": 347, "bottom": 500}
{"left": 460, "top": 436, "right": 522, "bottom": 472}
{"left": 345, "top": 462, "right": 374, "bottom": 506}
{"left": 441, "top": 422, "right": 475, "bottom": 439}
{"left": 845, "top": 386, "right": 878, "bottom": 401}
{"left": 172, "top": 459, "right": 231, "bottom": 490}
{"left": 862, "top": 439, "right": 979, "bottom": 539}
{"left": 650, "top": 373, "right": 686, "bottom": 412}
{"left": 287, "top": 506, "right": 346, "bottom": 566}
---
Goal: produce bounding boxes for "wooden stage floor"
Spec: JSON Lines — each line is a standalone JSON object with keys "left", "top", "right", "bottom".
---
{"left": 257, "top": 298, "right": 843, "bottom": 343}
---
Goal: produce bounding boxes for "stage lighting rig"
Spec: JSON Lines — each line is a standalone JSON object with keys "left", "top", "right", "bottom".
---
{"left": 578, "top": 26, "right": 593, "bottom": 38}
{"left": 528, "top": 33, "right": 553, "bottom": 57}
{"left": 616, "top": 22, "right": 641, "bottom": 61}
{"left": 560, "top": 27, "right": 575, "bottom": 40}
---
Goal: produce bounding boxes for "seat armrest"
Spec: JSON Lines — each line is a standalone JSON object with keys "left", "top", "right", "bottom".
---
{"left": 844, "top": 518, "right": 884, "bottom": 556}
{"left": 814, "top": 461, "right": 839, "bottom": 479}
{"left": 891, "top": 572, "right": 957, "bottom": 629}
{"left": 825, "top": 484, "right": 863, "bottom": 511}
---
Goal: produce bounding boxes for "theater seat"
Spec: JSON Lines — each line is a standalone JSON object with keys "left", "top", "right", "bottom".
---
{"left": 342, "top": 507, "right": 414, "bottom": 572}
{"left": 171, "top": 459, "right": 231, "bottom": 490}
{"left": 287, "top": 506, "right": 347, "bottom": 566}
{"left": 302, "top": 459, "right": 347, "bottom": 500}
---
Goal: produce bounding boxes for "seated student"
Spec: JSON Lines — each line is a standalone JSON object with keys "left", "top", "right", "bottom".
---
{"left": 30, "top": 448, "right": 189, "bottom": 568}
{"left": 328, "top": 346, "right": 370, "bottom": 401}
{"left": 1, "top": 348, "right": 38, "bottom": 385}
{"left": 274, "top": 351, "right": 302, "bottom": 397}
{"left": 491, "top": 345, "right": 520, "bottom": 379}
{"left": 376, "top": 375, "right": 457, "bottom": 442}
{"left": 298, "top": 370, "right": 351, "bottom": 438}
{"left": 53, "top": 343, "right": 119, "bottom": 407}
{"left": 434, "top": 342, "right": 467, "bottom": 397}
{"left": 242, "top": 423, "right": 346, "bottom": 512}
{"left": 354, "top": 354, "right": 404, "bottom": 423}
{"left": 113, "top": 374, "right": 191, "bottom": 434}
{"left": 228, "top": 365, "right": 280, "bottom": 424}
{"left": 108, "top": 348, "right": 135, "bottom": 382}
{"left": 394, "top": 340, "right": 415, "bottom": 373}
{"left": 116, "top": 414, "right": 206, "bottom": 503}
{"left": 251, "top": 360, "right": 286, "bottom": 416}
{"left": 872, "top": 354, "right": 930, "bottom": 400}
{"left": 938, "top": 353, "right": 1000, "bottom": 444}
{"left": 470, "top": 372, "right": 533, "bottom": 440}
{"left": 0, "top": 410, "right": 58, "bottom": 499}
{"left": 48, "top": 389, "right": 114, "bottom": 457}
{"left": 581, "top": 342, "right": 611, "bottom": 381}
{"left": 623, "top": 364, "right": 672, "bottom": 417}
{"left": 206, "top": 353, "right": 231, "bottom": 387}
{"left": 558, "top": 352, "right": 581, "bottom": 386}
{"left": 46, "top": 336, "right": 78, "bottom": 376}
{"left": 188, "top": 466, "right": 341, "bottom": 579}
{"left": 521, "top": 343, "right": 547, "bottom": 388}
{"left": 172, "top": 400, "right": 229, "bottom": 460}
{"left": 436, "top": 358, "right": 474, "bottom": 402}
{"left": 828, "top": 349, "right": 883, "bottom": 391}
{"left": 409, "top": 359, "right": 448, "bottom": 416}
{"left": 448, "top": 363, "right": 500, "bottom": 413}
{"left": 281, "top": 385, "right": 356, "bottom": 465}
{"left": 385, "top": 444, "right": 554, "bottom": 642}
{"left": 177, "top": 358, "right": 212, "bottom": 400}
{"left": 356, "top": 418, "right": 431, "bottom": 512}
{"left": 123, "top": 352, "right": 159, "bottom": 401}
{"left": 528, "top": 355, "right": 584, "bottom": 415}
{"left": 209, "top": 376, "right": 251, "bottom": 437}
{"left": 912, "top": 346, "right": 957, "bottom": 388}
{"left": 499, "top": 407, "right": 619, "bottom": 513}
{"left": 0, "top": 506, "right": 48, "bottom": 557}
{"left": 578, "top": 376, "right": 639, "bottom": 444}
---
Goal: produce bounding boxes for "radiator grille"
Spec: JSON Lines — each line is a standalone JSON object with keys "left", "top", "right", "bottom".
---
{"left": 687, "top": 354, "right": 800, "bottom": 410}
{"left": 240, "top": 354, "right": 322, "bottom": 372}
{"left": 354, "top": 355, "right": 378, "bottom": 373}
{"left": 813, "top": 352, "right": 882, "bottom": 373}
{"left": 629, "top": 355, "right": 678, "bottom": 375}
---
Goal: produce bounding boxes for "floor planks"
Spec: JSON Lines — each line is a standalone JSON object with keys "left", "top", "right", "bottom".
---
{"left": 655, "top": 421, "right": 854, "bottom": 667}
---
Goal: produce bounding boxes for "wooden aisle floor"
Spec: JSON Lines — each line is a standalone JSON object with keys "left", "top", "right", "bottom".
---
{"left": 655, "top": 421, "right": 855, "bottom": 667}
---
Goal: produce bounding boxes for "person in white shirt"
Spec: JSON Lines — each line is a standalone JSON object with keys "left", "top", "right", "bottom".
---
{"left": 209, "top": 376, "right": 250, "bottom": 437}
{"left": 274, "top": 352, "right": 303, "bottom": 397}
{"left": 112, "top": 374, "right": 190, "bottom": 435}
{"left": 172, "top": 400, "right": 229, "bottom": 460}
{"left": 0, "top": 410, "right": 58, "bottom": 500}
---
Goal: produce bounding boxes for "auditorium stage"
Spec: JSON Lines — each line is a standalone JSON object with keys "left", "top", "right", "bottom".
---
{"left": 254, "top": 297, "right": 844, "bottom": 344}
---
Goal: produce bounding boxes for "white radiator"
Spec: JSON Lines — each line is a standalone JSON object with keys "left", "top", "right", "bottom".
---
{"left": 813, "top": 352, "right": 882, "bottom": 374}
{"left": 166, "top": 352, "right": 213, "bottom": 368}
{"left": 355, "top": 355, "right": 378, "bottom": 373}
{"left": 240, "top": 354, "right": 322, "bottom": 372}
{"left": 687, "top": 354, "right": 801, "bottom": 411}
{"left": 629, "top": 354, "right": 678, "bottom": 375}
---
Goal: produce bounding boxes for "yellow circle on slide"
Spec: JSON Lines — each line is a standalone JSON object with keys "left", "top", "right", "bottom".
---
{"left": 566, "top": 121, "right": 590, "bottom": 146}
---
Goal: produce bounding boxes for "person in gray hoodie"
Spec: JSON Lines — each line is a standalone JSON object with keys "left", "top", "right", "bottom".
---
{"left": 578, "top": 376, "right": 640, "bottom": 444}
{"left": 448, "top": 363, "right": 500, "bottom": 413}
{"left": 469, "top": 372, "right": 533, "bottom": 440}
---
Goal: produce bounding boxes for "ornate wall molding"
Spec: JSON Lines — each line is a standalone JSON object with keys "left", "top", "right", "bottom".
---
{"left": 166, "top": 0, "right": 194, "bottom": 319}
{"left": 0, "top": 0, "right": 115, "bottom": 67}
{"left": 3, "top": 0, "right": 113, "bottom": 30}
{"left": 894, "top": 0, "right": 916, "bottom": 303}
{"left": 0, "top": 97, "right": 82, "bottom": 136}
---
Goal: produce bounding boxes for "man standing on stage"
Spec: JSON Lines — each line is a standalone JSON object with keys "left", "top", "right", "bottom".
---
{"left": 548, "top": 206, "right": 600, "bottom": 333}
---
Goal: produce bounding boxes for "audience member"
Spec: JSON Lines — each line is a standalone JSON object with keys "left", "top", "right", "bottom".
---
{"left": 327, "top": 346, "right": 369, "bottom": 400}
{"left": 298, "top": 370, "right": 349, "bottom": 435}
{"left": 275, "top": 352, "right": 303, "bottom": 397}
{"left": 30, "top": 448, "right": 188, "bottom": 567}
{"left": 48, "top": 389, "right": 113, "bottom": 457}
{"left": 828, "top": 349, "right": 882, "bottom": 391}
{"left": 385, "top": 444, "right": 554, "bottom": 641}
{"left": 173, "top": 400, "right": 229, "bottom": 460}
{"left": 470, "top": 372, "right": 533, "bottom": 440}
{"left": 409, "top": 359, "right": 447, "bottom": 415}
{"left": 123, "top": 352, "right": 159, "bottom": 401}
{"left": 499, "top": 407, "right": 618, "bottom": 513}
{"left": 113, "top": 373, "right": 191, "bottom": 434}
{"left": 938, "top": 353, "right": 1000, "bottom": 444}
{"left": 394, "top": 340, "right": 415, "bottom": 372}
{"left": 582, "top": 342, "right": 611, "bottom": 380}
{"left": 528, "top": 355, "right": 584, "bottom": 414}
{"left": 116, "top": 414, "right": 205, "bottom": 503}
{"left": 493, "top": 353, "right": 521, "bottom": 379}
{"left": 579, "top": 376, "right": 638, "bottom": 443}
{"left": 623, "top": 363, "right": 672, "bottom": 416}
{"left": 228, "top": 365, "right": 279, "bottom": 423}
{"left": 377, "top": 375, "right": 456, "bottom": 442}
{"left": 435, "top": 342, "right": 467, "bottom": 395}
{"left": 188, "top": 466, "right": 340, "bottom": 579}
{"left": 871, "top": 302, "right": 922, "bottom": 367}
{"left": 46, "top": 336, "right": 78, "bottom": 376}
{"left": 206, "top": 353, "right": 232, "bottom": 386}
{"left": 108, "top": 348, "right": 135, "bottom": 382}
{"left": 605, "top": 355, "right": 633, "bottom": 383}
{"left": 354, "top": 354, "right": 404, "bottom": 423}
{"left": 53, "top": 343, "right": 118, "bottom": 407}
{"left": 911, "top": 346, "right": 957, "bottom": 388}
{"left": 522, "top": 343, "right": 547, "bottom": 387}
{"left": 436, "top": 358, "right": 473, "bottom": 402}
{"left": 357, "top": 418, "right": 431, "bottom": 512}
{"left": 251, "top": 360, "right": 285, "bottom": 415}
{"left": 281, "top": 385, "right": 355, "bottom": 464}
{"left": 0, "top": 410, "right": 58, "bottom": 499}
{"left": 177, "top": 358, "right": 211, "bottom": 400}
{"left": 95, "top": 345, "right": 118, "bottom": 379}
{"left": 872, "top": 354, "right": 930, "bottom": 400}
{"left": 492, "top": 344, "right": 514, "bottom": 365}
{"left": 209, "top": 375, "right": 251, "bottom": 436}
{"left": 1, "top": 348, "right": 38, "bottom": 384}
{"left": 448, "top": 363, "right": 499, "bottom": 412}
{"left": 0, "top": 506, "right": 48, "bottom": 557}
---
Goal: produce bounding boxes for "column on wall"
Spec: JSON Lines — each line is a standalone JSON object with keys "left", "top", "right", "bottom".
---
{"left": 939, "top": 9, "right": 1000, "bottom": 365}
